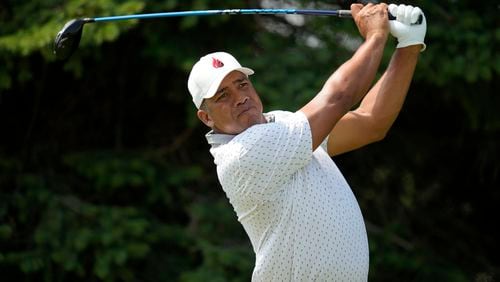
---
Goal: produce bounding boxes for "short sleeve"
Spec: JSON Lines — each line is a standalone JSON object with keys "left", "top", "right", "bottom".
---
{"left": 320, "top": 135, "right": 329, "bottom": 152}
{"left": 214, "top": 111, "right": 312, "bottom": 201}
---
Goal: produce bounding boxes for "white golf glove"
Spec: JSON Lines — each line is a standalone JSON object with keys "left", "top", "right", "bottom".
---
{"left": 388, "top": 4, "right": 427, "bottom": 51}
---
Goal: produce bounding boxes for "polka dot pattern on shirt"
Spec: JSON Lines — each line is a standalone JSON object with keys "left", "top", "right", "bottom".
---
{"left": 208, "top": 110, "right": 369, "bottom": 281}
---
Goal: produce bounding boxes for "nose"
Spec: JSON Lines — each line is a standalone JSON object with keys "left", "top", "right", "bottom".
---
{"left": 235, "top": 92, "right": 248, "bottom": 107}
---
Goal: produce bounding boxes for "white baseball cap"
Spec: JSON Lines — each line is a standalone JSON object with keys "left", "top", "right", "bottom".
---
{"left": 188, "top": 51, "right": 254, "bottom": 109}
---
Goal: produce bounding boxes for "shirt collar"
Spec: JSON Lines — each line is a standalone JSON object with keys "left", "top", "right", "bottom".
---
{"left": 205, "top": 113, "right": 275, "bottom": 146}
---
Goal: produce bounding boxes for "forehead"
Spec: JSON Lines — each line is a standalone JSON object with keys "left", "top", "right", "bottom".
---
{"left": 219, "top": 71, "right": 248, "bottom": 88}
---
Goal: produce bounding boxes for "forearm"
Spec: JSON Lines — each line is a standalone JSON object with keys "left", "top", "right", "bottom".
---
{"left": 320, "top": 33, "right": 388, "bottom": 109}
{"left": 300, "top": 33, "right": 387, "bottom": 150}
{"left": 301, "top": 35, "right": 387, "bottom": 150}
{"left": 300, "top": 3, "right": 390, "bottom": 150}
{"left": 324, "top": 4, "right": 426, "bottom": 155}
{"left": 357, "top": 45, "right": 420, "bottom": 133}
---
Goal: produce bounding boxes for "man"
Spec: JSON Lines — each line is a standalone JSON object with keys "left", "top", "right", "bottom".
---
{"left": 187, "top": 3, "right": 426, "bottom": 281}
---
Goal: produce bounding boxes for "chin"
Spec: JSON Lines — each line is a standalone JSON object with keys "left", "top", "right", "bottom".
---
{"left": 243, "top": 112, "right": 265, "bottom": 127}
{"left": 217, "top": 111, "right": 265, "bottom": 135}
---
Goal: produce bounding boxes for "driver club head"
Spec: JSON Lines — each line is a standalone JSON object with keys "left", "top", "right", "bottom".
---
{"left": 53, "top": 18, "right": 93, "bottom": 60}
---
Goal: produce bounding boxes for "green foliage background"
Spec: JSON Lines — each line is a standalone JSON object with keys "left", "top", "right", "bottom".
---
{"left": 0, "top": 0, "right": 498, "bottom": 281}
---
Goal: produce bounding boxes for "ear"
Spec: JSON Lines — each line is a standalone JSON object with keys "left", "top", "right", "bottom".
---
{"left": 197, "top": 109, "right": 215, "bottom": 128}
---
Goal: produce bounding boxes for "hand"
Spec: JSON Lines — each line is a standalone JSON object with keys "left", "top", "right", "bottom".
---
{"left": 351, "top": 3, "right": 389, "bottom": 40}
{"left": 388, "top": 4, "right": 427, "bottom": 51}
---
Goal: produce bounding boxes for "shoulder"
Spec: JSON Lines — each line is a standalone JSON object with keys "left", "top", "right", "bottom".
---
{"left": 235, "top": 110, "right": 308, "bottom": 145}
{"left": 211, "top": 110, "right": 311, "bottom": 167}
{"left": 265, "top": 110, "right": 309, "bottom": 128}
{"left": 266, "top": 110, "right": 297, "bottom": 120}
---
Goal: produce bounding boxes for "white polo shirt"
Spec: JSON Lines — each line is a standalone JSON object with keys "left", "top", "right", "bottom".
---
{"left": 206, "top": 110, "right": 369, "bottom": 281}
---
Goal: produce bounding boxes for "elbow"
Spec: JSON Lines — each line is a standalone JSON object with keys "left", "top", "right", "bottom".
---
{"left": 321, "top": 87, "right": 354, "bottom": 115}
{"left": 371, "top": 128, "right": 388, "bottom": 142}
{"left": 322, "top": 75, "right": 357, "bottom": 109}
{"left": 355, "top": 107, "right": 399, "bottom": 144}
{"left": 367, "top": 116, "right": 392, "bottom": 143}
{"left": 334, "top": 91, "right": 354, "bottom": 114}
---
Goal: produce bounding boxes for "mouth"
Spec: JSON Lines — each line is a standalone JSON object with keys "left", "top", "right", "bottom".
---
{"left": 237, "top": 106, "right": 253, "bottom": 118}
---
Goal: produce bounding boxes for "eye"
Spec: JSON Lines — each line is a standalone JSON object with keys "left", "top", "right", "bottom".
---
{"left": 239, "top": 82, "right": 248, "bottom": 88}
{"left": 215, "top": 91, "right": 227, "bottom": 102}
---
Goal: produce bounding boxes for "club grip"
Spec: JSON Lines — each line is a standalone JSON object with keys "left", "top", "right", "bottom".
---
{"left": 337, "top": 10, "right": 352, "bottom": 18}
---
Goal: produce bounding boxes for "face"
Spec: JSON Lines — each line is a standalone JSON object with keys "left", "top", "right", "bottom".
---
{"left": 197, "top": 71, "right": 266, "bottom": 135}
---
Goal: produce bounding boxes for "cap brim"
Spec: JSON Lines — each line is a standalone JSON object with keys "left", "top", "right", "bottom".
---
{"left": 203, "top": 67, "right": 254, "bottom": 102}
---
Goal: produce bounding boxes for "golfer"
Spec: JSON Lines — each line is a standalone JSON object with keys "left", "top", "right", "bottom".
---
{"left": 188, "top": 3, "right": 426, "bottom": 281}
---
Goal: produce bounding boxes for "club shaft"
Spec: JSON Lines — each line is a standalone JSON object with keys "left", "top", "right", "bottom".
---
{"left": 93, "top": 9, "right": 352, "bottom": 22}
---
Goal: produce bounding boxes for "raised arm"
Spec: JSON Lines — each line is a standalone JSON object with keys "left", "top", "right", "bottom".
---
{"left": 299, "top": 3, "right": 389, "bottom": 150}
{"left": 327, "top": 4, "right": 427, "bottom": 156}
{"left": 327, "top": 45, "right": 421, "bottom": 155}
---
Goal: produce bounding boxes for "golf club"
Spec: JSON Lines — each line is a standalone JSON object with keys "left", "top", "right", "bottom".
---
{"left": 54, "top": 8, "right": 421, "bottom": 60}
{"left": 53, "top": 9, "right": 353, "bottom": 60}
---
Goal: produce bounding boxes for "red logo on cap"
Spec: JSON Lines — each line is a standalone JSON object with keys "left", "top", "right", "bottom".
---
{"left": 212, "top": 58, "right": 224, "bottom": 68}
